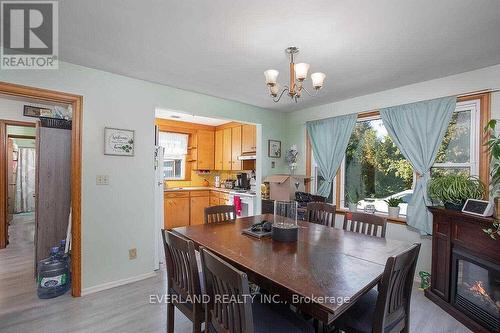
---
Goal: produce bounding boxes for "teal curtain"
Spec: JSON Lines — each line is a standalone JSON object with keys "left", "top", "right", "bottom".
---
{"left": 380, "top": 96, "right": 456, "bottom": 235}
{"left": 306, "top": 114, "right": 357, "bottom": 197}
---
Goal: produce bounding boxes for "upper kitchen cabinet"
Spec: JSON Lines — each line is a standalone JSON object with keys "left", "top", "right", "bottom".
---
{"left": 214, "top": 129, "right": 223, "bottom": 170}
{"left": 222, "top": 128, "right": 232, "bottom": 170}
{"left": 231, "top": 126, "right": 242, "bottom": 171}
{"left": 241, "top": 124, "right": 256, "bottom": 153}
{"left": 193, "top": 130, "right": 214, "bottom": 170}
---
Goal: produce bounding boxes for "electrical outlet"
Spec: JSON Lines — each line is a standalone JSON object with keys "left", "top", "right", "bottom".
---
{"left": 271, "top": 161, "right": 276, "bottom": 168}
{"left": 129, "top": 248, "right": 137, "bottom": 260}
{"left": 96, "top": 175, "right": 110, "bottom": 185}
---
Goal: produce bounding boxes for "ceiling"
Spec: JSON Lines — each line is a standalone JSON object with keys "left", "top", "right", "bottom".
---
{"left": 155, "top": 108, "right": 230, "bottom": 126}
{"left": 59, "top": 1, "right": 500, "bottom": 112}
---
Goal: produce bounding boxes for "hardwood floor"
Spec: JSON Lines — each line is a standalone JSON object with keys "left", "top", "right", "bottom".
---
{"left": 0, "top": 216, "right": 471, "bottom": 332}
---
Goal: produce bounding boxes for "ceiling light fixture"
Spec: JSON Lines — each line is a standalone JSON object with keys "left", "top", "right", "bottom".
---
{"left": 264, "top": 46, "right": 326, "bottom": 103}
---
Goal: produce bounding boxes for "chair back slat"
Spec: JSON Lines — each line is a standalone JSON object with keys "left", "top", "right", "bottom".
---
{"left": 161, "top": 230, "right": 201, "bottom": 300}
{"left": 205, "top": 205, "right": 237, "bottom": 224}
{"left": 373, "top": 243, "right": 421, "bottom": 333}
{"left": 200, "top": 247, "right": 254, "bottom": 333}
{"left": 306, "top": 202, "right": 336, "bottom": 227}
{"left": 343, "top": 212, "right": 387, "bottom": 238}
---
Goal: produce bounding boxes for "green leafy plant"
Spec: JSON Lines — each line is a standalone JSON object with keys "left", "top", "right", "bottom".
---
{"left": 483, "top": 221, "right": 500, "bottom": 240}
{"left": 346, "top": 189, "right": 361, "bottom": 204}
{"left": 485, "top": 119, "right": 500, "bottom": 193}
{"left": 428, "top": 174, "right": 485, "bottom": 209}
{"left": 385, "top": 197, "right": 404, "bottom": 207}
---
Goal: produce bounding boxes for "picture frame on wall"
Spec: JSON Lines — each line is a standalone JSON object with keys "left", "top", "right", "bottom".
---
{"left": 23, "top": 105, "right": 53, "bottom": 118}
{"left": 104, "top": 127, "right": 135, "bottom": 156}
{"left": 268, "top": 139, "right": 281, "bottom": 158}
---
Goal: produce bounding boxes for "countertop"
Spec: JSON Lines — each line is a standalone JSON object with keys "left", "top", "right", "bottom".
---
{"left": 164, "top": 186, "right": 256, "bottom": 197}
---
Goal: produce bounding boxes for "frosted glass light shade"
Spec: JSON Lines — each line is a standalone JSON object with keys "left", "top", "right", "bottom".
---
{"left": 311, "top": 72, "right": 326, "bottom": 89}
{"left": 269, "top": 83, "right": 280, "bottom": 96}
{"left": 264, "top": 69, "right": 279, "bottom": 85}
{"left": 294, "top": 63, "right": 310, "bottom": 80}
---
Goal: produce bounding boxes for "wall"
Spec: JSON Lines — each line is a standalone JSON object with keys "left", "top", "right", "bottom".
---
{"left": 285, "top": 64, "right": 500, "bottom": 276}
{"left": 0, "top": 62, "right": 288, "bottom": 291}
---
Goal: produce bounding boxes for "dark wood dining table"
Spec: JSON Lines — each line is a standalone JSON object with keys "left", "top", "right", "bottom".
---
{"left": 172, "top": 214, "right": 413, "bottom": 327}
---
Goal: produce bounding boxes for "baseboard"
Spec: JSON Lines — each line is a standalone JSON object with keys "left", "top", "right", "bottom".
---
{"left": 81, "top": 271, "right": 158, "bottom": 296}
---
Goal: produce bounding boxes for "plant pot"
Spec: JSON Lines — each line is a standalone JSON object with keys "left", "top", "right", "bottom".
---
{"left": 444, "top": 202, "right": 464, "bottom": 211}
{"left": 388, "top": 206, "right": 400, "bottom": 218}
{"left": 348, "top": 203, "right": 358, "bottom": 212}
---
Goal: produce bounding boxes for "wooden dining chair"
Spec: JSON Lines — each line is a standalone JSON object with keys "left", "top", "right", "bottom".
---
{"left": 343, "top": 212, "right": 387, "bottom": 238}
{"left": 306, "top": 202, "right": 337, "bottom": 227}
{"left": 204, "top": 205, "right": 237, "bottom": 224}
{"left": 161, "top": 230, "right": 204, "bottom": 333}
{"left": 199, "top": 247, "right": 315, "bottom": 333}
{"left": 333, "top": 243, "right": 421, "bottom": 333}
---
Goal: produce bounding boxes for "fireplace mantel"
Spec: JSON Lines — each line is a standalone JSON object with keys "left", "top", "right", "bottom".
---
{"left": 426, "top": 207, "right": 499, "bottom": 333}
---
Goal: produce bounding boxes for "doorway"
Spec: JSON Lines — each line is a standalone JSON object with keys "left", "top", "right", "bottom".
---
{"left": 0, "top": 82, "right": 83, "bottom": 297}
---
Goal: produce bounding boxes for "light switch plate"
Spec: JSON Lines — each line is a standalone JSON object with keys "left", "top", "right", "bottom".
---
{"left": 129, "top": 248, "right": 137, "bottom": 260}
{"left": 96, "top": 175, "right": 110, "bottom": 185}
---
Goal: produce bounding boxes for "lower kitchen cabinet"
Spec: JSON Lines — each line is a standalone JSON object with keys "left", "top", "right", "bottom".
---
{"left": 164, "top": 195, "right": 190, "bottom": 229}
{"left": 190, "top": 195, "right": 210, "bottom": 225}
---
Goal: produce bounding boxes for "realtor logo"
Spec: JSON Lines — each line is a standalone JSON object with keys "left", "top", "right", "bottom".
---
{"left": 1, "top": 1, "right": 58, "bottom": 69}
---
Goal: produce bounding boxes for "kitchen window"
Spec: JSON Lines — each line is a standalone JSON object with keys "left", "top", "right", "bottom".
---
{"left": 310, "top": 97, "right": 484, "bottom": 217}
{"left": 159, "top": 132, "right": 188, "bottom": 180}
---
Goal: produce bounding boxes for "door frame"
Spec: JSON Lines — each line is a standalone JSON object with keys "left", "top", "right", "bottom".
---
{"left": 0, "top": 81, "right": 83, "bottom": 297}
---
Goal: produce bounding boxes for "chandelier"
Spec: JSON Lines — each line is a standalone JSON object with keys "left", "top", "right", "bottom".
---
{"left": 264, "top": 46, "right": 326, "bottom": 103}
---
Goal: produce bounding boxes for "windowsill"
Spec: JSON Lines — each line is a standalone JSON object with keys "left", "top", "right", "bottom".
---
{"left": 336, "top": 208, "right": 407, "bottom": 225}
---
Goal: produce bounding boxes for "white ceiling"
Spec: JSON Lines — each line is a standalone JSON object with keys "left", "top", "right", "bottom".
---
{"left": 59, "top": 0, "right": 500, "bottom": 112}
{"left": 155, "top": 108, "right": 230, "bottom": 126}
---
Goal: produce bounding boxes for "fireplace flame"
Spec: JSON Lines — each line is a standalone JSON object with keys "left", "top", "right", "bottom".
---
{"left": 469, "top": 281, "right": 495, "bottom": 305}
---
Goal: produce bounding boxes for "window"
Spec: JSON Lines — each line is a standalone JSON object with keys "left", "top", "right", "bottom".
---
{"left": 310, "top": 98, "right": 482, "bottom": 217}
{"left": 159, "top": 132, "right": 188, "bottom": 180}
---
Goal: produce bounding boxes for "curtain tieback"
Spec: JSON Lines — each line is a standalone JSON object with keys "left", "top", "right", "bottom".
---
{"left": 416, "top": 171, "right": 431, "bottom": 182}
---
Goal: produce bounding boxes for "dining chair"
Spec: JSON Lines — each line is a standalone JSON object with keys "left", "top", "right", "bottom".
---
{"left": 204, "top": 205, "right": 237, "bottom": 224}
{"left": 333, "top": 243, "right": 421, "bottom": 333}
{"left": 343, "top": 212, "right": 387, "bottom": 238}
{"left": 161, "top": 230, "right": 204, "bottom": 333}
{"left": 306, "top": 202, "right": 337, "bottom": 227}
{"left": 199, "top": 247, "right": 315, "bottom": 333}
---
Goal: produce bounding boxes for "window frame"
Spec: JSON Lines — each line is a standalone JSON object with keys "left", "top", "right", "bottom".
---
{"left": 158, "top": 130, "right": 190, "bottom": 181}
{"left": 305, "top": 93, "right": 491, "bottom": 222}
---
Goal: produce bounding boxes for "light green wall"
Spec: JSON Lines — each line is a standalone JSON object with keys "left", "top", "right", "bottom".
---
{"left": 12, "top": 138, "right": 36, "bottom": 148}
{"left": 7, "top": 125, "right": 36, "bottom": 136}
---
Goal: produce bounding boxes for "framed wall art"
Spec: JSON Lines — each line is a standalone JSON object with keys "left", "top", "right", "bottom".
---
{"left": 268, "top": 139, "right": 281, "bottom": 158}
{"left": 104, "top": 127, "right": 135, "bottom": 156}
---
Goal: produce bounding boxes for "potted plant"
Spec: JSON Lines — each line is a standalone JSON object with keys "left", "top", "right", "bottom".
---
{"left": 428, "top": 174, "right": 485, "bottom": 211}
{"left": 385, "top": 197, "right": 404, "bottom": 218}
{"left": 346, "top": 189, "right": 361, "bottom": 212}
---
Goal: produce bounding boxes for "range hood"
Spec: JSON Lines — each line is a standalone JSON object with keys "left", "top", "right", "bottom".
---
{"left": 238, "top": 153, "right": 256, "bottom": 160}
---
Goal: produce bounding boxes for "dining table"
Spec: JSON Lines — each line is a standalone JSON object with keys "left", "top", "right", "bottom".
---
{"left": 172, "top": 214, "right": 414, "bottom": 328}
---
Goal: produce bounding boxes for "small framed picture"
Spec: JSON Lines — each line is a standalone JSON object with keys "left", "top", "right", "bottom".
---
{"left": 104, "top": 127, "right": 135, "bottom": 156}
{"left": 268, "top": 139, "right": 281, "bottom": 158}
{"left": 24, "top": 105, "right": 53, "bottom": 118}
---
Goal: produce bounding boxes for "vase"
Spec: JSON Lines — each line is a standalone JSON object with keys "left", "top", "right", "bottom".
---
{"left": 388, "top": 206, "right": 400, "bottom": 218}
{"left": 348, "top": 203, "right": 358, "bottom": 212}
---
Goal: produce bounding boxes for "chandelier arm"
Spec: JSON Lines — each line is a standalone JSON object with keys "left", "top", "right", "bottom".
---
{"left": 272, "top": 87, "right": 289, "bottom": 103}
{"left": 301, "top": 85, "right": 319, "bottom": 97}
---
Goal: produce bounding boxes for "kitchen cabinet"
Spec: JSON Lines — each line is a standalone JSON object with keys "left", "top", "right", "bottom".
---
{"left": 214, "top": 129, "right": 223, "bottom": 170}
{"left": 190, "top": 191, "right": 210, "bottom": 225}
{"left": 193, "top": 130, "right": 214, "bottom": 170}
{"left": 164, "top": 192, "right": 190, "bottom": 229}
{"left": 222, "top": 128, "right": 232, "bottom": 170}
{"left": 241, "top": 124, "right": 256, "bottom": 153}
{"left": 231, "top": 126, "right": 242, "bottom": 170}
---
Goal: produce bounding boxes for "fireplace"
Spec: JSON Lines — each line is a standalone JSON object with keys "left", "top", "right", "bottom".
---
{"left": 451, "top": 247, "right": 500, "bottom": 333}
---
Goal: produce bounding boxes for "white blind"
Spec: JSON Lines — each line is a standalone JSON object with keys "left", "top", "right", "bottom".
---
{"left": 159, "top": 132, "right": 188, "bottom": 157}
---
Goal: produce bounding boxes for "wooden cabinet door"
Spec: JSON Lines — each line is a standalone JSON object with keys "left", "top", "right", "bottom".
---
{"left": 196, "top": 130, "right": 214, "bottom": 170}
{"left": 164, "top": 197, "right": 190, "bottom": 229}
{"left": 430, "top": 214, "right": 451, "bottom": 301}
{"left": 222, "top": 128, "right": 232, "bottom": 170}
{"left": 241, "top": 124, "right": 256, "bottom": 153}
{"left": 231, "top": 126, "right": 242, "bottom": 170}
{"left": 190, "top": 196, "right": 209, "bottom": 225}
{"left": 215, "top": 130, "right": 223, "bottom": 170}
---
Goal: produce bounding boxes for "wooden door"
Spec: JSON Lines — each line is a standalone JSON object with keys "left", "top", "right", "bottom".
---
{"left": 164, "top": 196, "right": 190, "bottom": 229}
{"left": 222, "top": 128, "right": 232, "bottom": 170}
{"left": 215, "top": 130, "right": 223, "bottom": 170}
{"left": 190, "top": 196, "right": 209, "bottom": 225}
{"left": 196, "top": 130, "right": 214, "bottom": 170}
{"left": 241, "top": 124, "right": 256, "bottom": 153}
{"left": 231, "top": 126, "right": 242, "bottom": 170}
{"left": 35, "top": 126, "right": 72, "bottom": 265}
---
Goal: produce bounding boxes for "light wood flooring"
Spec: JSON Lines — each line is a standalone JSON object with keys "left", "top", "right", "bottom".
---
{"left": 0, "top": 215, "right": 471, "bottom": 333}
